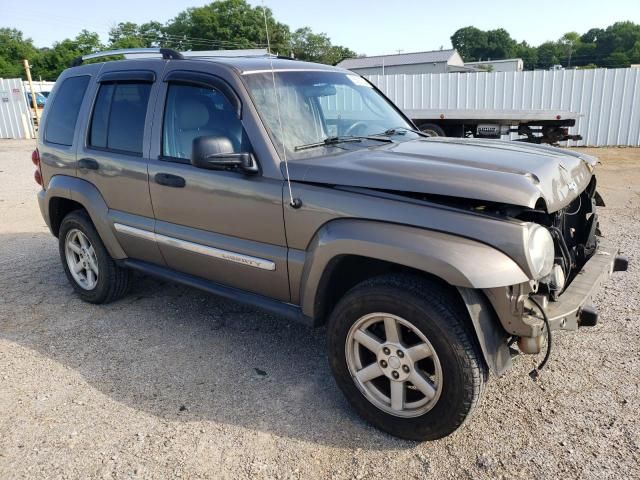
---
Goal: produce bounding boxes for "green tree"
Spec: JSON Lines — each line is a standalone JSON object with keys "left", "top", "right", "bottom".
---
{"left": 108, "top": 21, "right": 165, "bottom": 48}
{"left": 0, "top": 28, "right": 39, "bottom": 78}
{"left": 451, "top": 26, "right": 488, "bottom": 61}
{"left": 604, "top": 51, "right": 630, "bottom": 67}
{"left": 536, "top": 41, "right": 561, "bottom": 69}
{"left": 485, "top": 28, "right": 517, "bottom": 59}
{"left": 291, "top": 27, "right": 355, "bottom": 64}
{"left": 164, "top": 0, "right": 290, "bottom": 53}
{"left": 559, "top": 32, "right": 580, "bottom": 67}
{"left": 513, "top": 41, "right": 538, "bottom": 68}
{"left": 33, "top": 30, "right": 102, "bottom": 80}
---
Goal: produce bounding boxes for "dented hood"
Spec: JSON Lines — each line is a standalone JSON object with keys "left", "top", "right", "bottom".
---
{"left": 286, "top": 137, "right": 598, "bottom": 212}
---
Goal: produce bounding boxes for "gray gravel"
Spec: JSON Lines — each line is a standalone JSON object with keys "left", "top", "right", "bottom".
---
{"left": 0, "top": 139, "right": 638, "bottom": 479}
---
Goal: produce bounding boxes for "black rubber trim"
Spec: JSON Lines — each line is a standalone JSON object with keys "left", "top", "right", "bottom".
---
{"left": 163, "top": 70, "right": 242, "bottom": 118}
{"left": 159, "top": 48, "right": 184, "bottom": 60}
{"left": 121, "top": 258, "right": 312, "bottom": 326}
{"left": 98, "top": 70, "right": 156, "bottom": 83}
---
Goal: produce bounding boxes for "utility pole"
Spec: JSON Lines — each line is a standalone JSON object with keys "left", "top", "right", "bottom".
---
{"left": 23, "top": 59, "right": 40, "bottom": 127}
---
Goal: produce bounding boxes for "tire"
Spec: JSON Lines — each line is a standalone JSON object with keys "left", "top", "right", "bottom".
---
{"left": 327, "top": 274, "right": 487, "bottom": 441}
{"left": 418, "top": 123, "right": 446, "bottom": 137}
{"left": 58, "top": 209, "right": 129, "bottom": 304}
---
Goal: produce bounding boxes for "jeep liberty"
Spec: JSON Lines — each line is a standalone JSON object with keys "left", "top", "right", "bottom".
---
{"left": 33, "top": 48, "right": 627, "bottom": 441}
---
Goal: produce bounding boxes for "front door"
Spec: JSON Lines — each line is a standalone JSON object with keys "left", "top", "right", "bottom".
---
{"left": 147, "top": 69, "right": 289, "bottom": 301}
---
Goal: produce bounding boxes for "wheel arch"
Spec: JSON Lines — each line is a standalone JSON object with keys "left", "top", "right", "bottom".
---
{"left": 43, "top": 175, "right": 126, "bottom": 259}
{"left": 299, "top": 219, "right": 521, "bottom": 375}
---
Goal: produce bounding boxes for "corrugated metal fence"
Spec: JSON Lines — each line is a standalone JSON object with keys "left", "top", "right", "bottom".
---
{"left": 0, "top": 78, "right": 35, "bottom": 139}
{"left": 367, "top": 68, "right": 640, "bottom": 147}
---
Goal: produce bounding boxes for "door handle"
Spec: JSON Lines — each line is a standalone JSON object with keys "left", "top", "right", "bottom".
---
{"left": 155, "top": 173, "right": 186, "bottom": 188}
{"left": 78, "top": 158, "right": 99, "bottom": 170}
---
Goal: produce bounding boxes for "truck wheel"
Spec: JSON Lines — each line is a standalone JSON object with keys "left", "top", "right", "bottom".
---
{"left": 58, "top": 210, "right": 129, "bottom": 304}
{"left": 327, "top": 274, "right": 487, "bottom": 441}
{"left": 418, "top": 123, "right": 446, "bottom": 137}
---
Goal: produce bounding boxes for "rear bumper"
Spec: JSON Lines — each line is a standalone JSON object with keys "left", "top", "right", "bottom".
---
{"left": 37, "top": 189, "right": 52, "bottom": 232}
{"left": 540, "top": 241, "right": 626, "bottom": 331}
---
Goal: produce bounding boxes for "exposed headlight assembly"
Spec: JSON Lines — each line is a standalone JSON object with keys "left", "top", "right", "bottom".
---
{"left": 526, "top": 224, "right": 555, "bottom": 279}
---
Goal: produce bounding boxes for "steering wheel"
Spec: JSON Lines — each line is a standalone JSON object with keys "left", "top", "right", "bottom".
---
{"left": 344, "top": 121, "right": 368, "bottom": 137}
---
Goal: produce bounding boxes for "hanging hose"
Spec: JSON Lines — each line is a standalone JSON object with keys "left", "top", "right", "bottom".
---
{"left": 528, "top": 296, "right": 552, "bottom": 380}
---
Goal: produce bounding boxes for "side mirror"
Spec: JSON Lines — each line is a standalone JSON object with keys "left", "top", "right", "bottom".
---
{"left": 191, "top": 135, "right": 258, "bottom": 174}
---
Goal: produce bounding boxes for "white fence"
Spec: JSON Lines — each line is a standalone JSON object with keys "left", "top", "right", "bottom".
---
{"left": 0, "top": 78, "right": 35, "bottom": 139}
{"left": 367, "top": 68, "right": 640, "bottom": 147}
{"left": 23, "top": 80, "right": 55, "bottom": 94}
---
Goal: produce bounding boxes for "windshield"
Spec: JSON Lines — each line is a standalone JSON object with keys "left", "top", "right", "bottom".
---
{"left": 243, "top": 70, "right": 417, "bottom": 159}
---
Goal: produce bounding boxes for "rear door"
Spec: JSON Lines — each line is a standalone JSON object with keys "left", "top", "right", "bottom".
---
{"left": 146, "top": 66, "right": 289, "bottom": 301}
{"left": 76, "top": 62, "right": 165, "bottom": 265}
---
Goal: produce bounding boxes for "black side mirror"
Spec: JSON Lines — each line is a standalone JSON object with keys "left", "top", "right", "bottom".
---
{"left": 191, "top": 135, "right": 258, "bottom": 174}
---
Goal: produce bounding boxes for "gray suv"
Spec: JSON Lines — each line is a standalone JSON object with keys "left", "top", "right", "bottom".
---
{"left": 34, "top": 48, "right": 627, "bottom": 441}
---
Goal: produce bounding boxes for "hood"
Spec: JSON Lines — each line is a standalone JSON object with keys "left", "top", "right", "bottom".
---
{"left": 286, "top": 137, "right": 598, "bottom": 212}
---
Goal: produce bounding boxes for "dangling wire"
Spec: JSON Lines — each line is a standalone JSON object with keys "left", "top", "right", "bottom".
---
{"left": 262, "top": 1, "right": 296, "bottom": 207}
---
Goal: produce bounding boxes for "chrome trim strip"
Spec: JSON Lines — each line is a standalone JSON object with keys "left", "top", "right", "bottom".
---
{"left": 114, "top": 223, "right": 156, "bottom": 242}
{"left": 113, "top": 223, "right": 276, "bottom": 271}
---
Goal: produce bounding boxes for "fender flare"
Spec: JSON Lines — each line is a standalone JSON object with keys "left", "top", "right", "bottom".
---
{"left": 43, "top": 175, "right": 126, "bottom": 259}
{"left": 299, "top": 219, "right": 529, "bottom": 320}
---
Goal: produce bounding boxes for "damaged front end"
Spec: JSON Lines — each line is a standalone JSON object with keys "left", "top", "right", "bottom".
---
{"left": 484, "top": 178, "right": 628, "bottom": 359}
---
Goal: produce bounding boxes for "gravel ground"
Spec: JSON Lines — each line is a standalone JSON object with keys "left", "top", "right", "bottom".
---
{"left": 0, "top": 139, "right": 638, "bottom": 479}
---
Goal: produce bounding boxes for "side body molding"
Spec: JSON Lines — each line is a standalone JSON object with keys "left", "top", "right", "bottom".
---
{"left": 40, "top": 175, "right": 127, "bottom": 259}
{"left": 299, "top": 219, "right": 529, "bottom": 319}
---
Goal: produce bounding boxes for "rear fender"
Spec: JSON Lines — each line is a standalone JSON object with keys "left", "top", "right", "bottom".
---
{"left": 44, "top": 175, "right": 126, "bottom": 259}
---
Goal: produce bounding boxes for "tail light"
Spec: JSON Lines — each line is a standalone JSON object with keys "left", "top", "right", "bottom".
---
{"left": 32, "top": 148, "right": 43, "bottom": 186}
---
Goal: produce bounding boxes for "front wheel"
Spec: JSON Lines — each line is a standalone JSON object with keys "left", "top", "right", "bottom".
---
{"left": 327, "top": 274, "right": 487, "bottom": 441}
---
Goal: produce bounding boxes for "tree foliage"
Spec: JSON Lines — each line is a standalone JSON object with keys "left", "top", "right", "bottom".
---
{"left": 2, "top": 6, "right": 640, "bottom": 80}
{"left": 452, "top": 22, "right": 640, "bottom": 70}
{"left": 0, "top": 28, "right": 38, "bottom": 78}
{"left": 0, "top": 0, "right": 354, "bottom": 80}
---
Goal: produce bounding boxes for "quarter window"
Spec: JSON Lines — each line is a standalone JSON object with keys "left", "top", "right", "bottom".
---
{"left": 162, "top": 83, "right": 247, "bottom": 161}
{"left": 44, "top": 76, "right": 90, "bottom": 146}
{"left": 89, "top": 82, "right": 152, "bottom": 155}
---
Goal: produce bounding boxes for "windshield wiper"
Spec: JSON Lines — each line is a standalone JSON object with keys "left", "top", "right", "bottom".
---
{"left": 294, "top": 135, "right": 392, "bottom": 152}
{"left": 371, "top": 126, "right": 429, "bottom": 138}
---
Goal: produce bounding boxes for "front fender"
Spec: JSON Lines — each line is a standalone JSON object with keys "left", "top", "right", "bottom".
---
{"left": 300, "top": 219, "right": 529, "bottom": 319}
{"left": 42, "top": 175, "right": 126, "bottom": 259}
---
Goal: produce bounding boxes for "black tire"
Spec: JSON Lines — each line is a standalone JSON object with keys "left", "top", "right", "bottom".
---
{"left": 327, "top": 274, "right": 487, "bottom": 441}
{"left": 58, "top": 210, "right": 129, "bottom": 304}
{"left": 418, "top": 122, "right": 446, "bottom": 137}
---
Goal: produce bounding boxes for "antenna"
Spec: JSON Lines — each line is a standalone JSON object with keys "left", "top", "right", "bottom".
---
{"left": 262, "top": 1, "right": 299, "bottom": 208}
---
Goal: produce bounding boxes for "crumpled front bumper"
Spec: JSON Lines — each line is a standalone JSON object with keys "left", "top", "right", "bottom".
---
{"left": 537, "top": 240, "right": 627, "bottom": 331}
{"left": 486, "top": 240, "right": 627, "bottom": 340}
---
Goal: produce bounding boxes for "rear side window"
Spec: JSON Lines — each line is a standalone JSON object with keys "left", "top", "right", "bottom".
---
{"left": 89, "top": 82, "right": 152, "bottom": 155}
{"left": 44, "top": 76, "right": 90, "bottom": 146}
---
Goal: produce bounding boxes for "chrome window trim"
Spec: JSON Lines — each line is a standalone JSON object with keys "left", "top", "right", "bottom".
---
{"left": 113, "top": 223, "right": 276, "bottom": 271}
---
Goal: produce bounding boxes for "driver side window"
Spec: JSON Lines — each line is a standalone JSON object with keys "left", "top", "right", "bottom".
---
{"left": 162, "top": 83, "right": 248, "bottom": 161}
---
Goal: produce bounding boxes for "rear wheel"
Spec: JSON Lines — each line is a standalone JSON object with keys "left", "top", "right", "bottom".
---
{"left": 59, "top": 210, "right": 129, "bottom": 304}
{"left": 327, "top": 274, "right": 487, "bottom": 441}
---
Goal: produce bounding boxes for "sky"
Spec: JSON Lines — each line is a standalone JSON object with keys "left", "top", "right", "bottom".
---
{"left": 3, "top": 0, "right": 640, "bottom": 55}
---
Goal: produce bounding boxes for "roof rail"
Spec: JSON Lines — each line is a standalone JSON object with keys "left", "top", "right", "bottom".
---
{"left": 70, "top": 48, "right": 184, "bottom": 67}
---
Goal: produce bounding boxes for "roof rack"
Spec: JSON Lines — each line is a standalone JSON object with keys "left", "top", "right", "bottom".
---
{"left": 70, "top": 48, "right": 184, "bottom": 67}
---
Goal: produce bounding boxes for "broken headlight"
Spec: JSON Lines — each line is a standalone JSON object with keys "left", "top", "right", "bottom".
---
{"left": 526, "top": 224, "right": 555, "bottom": 279}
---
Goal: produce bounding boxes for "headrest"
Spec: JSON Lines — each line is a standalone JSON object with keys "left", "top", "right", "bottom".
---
{"left": 176, "top": 97, "right": 210, "bottom": 130}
